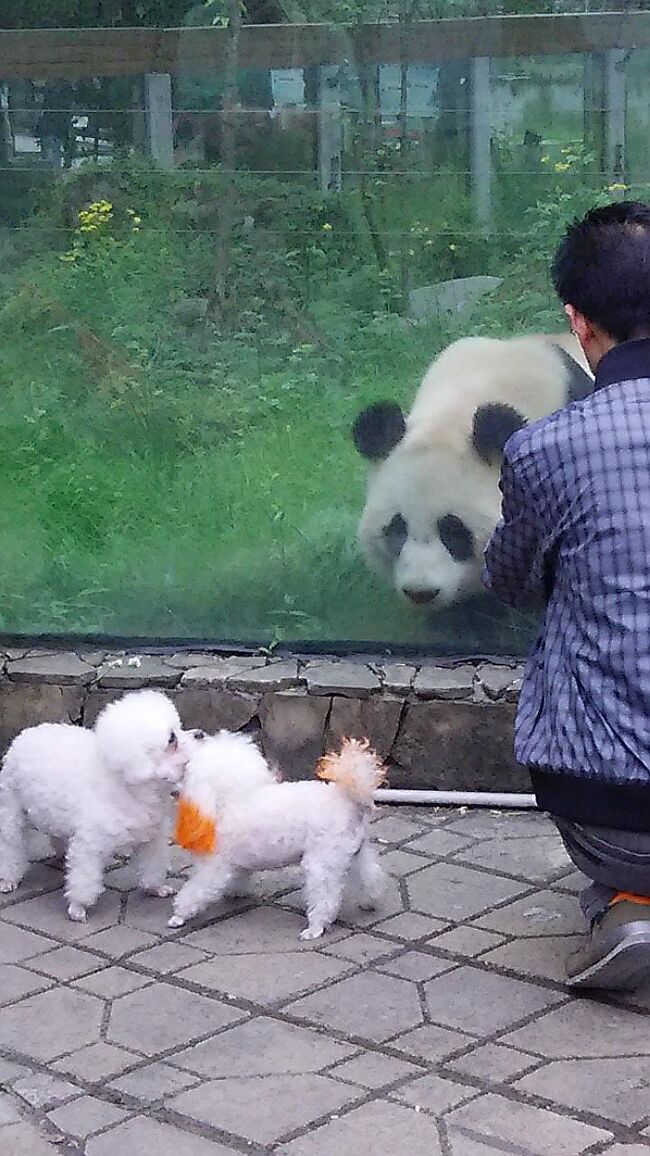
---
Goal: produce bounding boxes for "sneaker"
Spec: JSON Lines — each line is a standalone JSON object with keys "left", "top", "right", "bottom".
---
{"left": 566, "top": 896, "right": 650, "bottom": 992}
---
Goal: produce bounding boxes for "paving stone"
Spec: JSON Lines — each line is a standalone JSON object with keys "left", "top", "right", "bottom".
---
{"left": 425, "top": 965, "right": 562, "bottom": 1036}
{"left": 550, "top": 868, "right": 591, "bottom": 895}
{"left": 446, "top": 811, "right": 553, "bottom": 838}
{"left": 121, "top": 892, "right": 186, "bottom": 935}
{"left": 379, "top": 663, "right": 417, "bottom": 693}
{"left": 428, "top": 926, "right": 506, "bottom": 957}
{"left": 97, "top": 657, "right": 179, "bottom": 688}
{"left": 330, "top": 1051, "right": 423, "bottom": 1089}
{"left": 74, "top": 966, "right": 153, "bottom": 998}
{"left": 455, "top": 834, "right": 571, "bottom": 883}
{"left": 280, "top": 1099, "right": 443, "bottom": 1156}
{"left": 179, "top": 656, "right": 266, "bottom": 687}
{"left": 2, "top": 890, "right": 122, "bottom": 941}
{"left": 475, "top": 663, "right": 519, "bottom": 700}
{"left": 376, "top": 912, "right": 448, "bottom": 940}
{"left": 259, "top": 690, "right": 330, "bottom": 779}
{"left": 503, "top": 999, "right": 650, "bottom": 1057}
{"left": 0, "top": 963, "right": 53, "bottom": 1003}
{"left": 303, "top": 660, "right": 380, "bottom": 698}
{"left": 445, "top": 1092, "right": 609, "bottom": 1154}
{"left": 164, "top": 652, "right": 233, "bottom": 669}
{"left": 53, "top": 1042, "right": 141, "bottom": 1081}
{"left": 379, "top": 849, "right": 431, "bottom": 876}
{"left": 0, "top": 923, "right": 57, "bottom": 964}
{"left": 228, "top": 658, "right": 300, "bottom": 691}
{"left": 0, "top": 1092, "right": 22, "bottom": 1125}
{"left": 107, "top": 983, "right": 243, "bottom": 1056}
{"left": 471, "top": 890, "right": 584, "bottom": 937}
{"left": 48, "top": 1095, "right": 129, "bottom": 1138}
{"left": 79, "top": 925, "right": 159, "bottom": 957}
{"left": 0, "top": 987, "right": 103, "bottom": 1061}
{"left": 319, "top": 933, "right": 398, "bottom": 965}
{"left": 12, "top": 1072, "right": 82, "bottom": 1110}
{"left": 169, "top": 1016, "right": 354, "bottom": 1078}
{"left": 447, "top": 1041, "right": 542, "bottom": 1083}
{"left": 1, "top": 1121, "right": 63, "bottom": 1156}
{"left": 7, "top": 654, "right": 96, "bottom": 685}
{"left": 130, "top": 942, "right": 209, "bottom": 974}
{"left": 392, "top": 1072, "right": 479, "bottom": 1114}
{"left": 407, "top": 861, "right": 528, "bottom": 921}
{"left": 405, "top": 829, "right": 477, "bottom": 857}
{"left": 181, "top": 904, "right": 345, "bottom": 954}
{"left": 287, "top": 970, "right": 424, "bottom": 1042}
{"left": 171, "top": 1072, "right": 360, "bottom": 1145}
{"left": 517, "top": 1057, "right": 650, "bottom": 1125}
{"left": 412, "top": 665, "right": 475, "bottom": 700}
{"left": 371, "top": 814, "right": 427, "bottom": 843}
{"left": 600, "top": 1148, "right": 650, "bottom": 1155}
{"left": 0, "top": 1057, "right": 30, "bottom": 1084}
{"left": 481, "top": 934, "right": 583, "bottom": 983}
{"left": 325, "top": 695, "right": 403, "bottom": 759}
{"left": 24, "top": 945, "right": 106, "bottom": 981}
{"left": 180, "top": 950, "right": 350, "bottom": 1004}
{"left": 86, "top": 1116, "right": 240, "bottom": 1156}
{"left": 377, "top": 950, "right": 456, "bottom": 981}
{"left": 108, "top": 1062, "right": 200, "bottom": 1104}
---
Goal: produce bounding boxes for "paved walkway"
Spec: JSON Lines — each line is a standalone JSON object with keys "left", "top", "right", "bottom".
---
{"left": 0, "top": 807, "right": 648, "bottom": 1156}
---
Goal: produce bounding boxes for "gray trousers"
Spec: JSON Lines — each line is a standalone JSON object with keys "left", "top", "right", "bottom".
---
{"left": 554, "top": 817, "right": 650, "bottom": 925}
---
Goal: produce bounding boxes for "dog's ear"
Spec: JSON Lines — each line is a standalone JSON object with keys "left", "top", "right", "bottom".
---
{"left": 472, "top": 403, "right": 526, "bottom": 465}
{"left": 352, "top": 402, "right": 406, "bottom": 460}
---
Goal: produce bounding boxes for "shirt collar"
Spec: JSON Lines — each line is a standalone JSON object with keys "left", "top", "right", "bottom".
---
{"left": 595, "top": 338, "right": 650, "bottom": 390}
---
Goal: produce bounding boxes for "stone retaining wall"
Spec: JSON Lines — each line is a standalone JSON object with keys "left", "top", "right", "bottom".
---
{"left": 0, "top": 648, "right": 530, "bottom": 792}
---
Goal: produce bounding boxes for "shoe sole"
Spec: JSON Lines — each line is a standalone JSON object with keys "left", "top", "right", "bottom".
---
{"left": 567, "top": 931, "right": 650, "bottom": 992}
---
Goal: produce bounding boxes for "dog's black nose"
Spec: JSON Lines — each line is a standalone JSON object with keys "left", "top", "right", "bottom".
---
{"left": 192, "top": 729, "right": 206, "bottom": 741}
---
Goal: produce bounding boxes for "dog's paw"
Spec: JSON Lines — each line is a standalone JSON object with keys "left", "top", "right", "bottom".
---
{"left": 67, "top": 902, "right": 87, "bottom": 923}
{"left": 0, "top": 879, "right": 19, "bottom": 894}
{"left": 299, "top": 926, "right": 324, "bottom": 941}
{"left": 168, "top": 914, "right": 185, "bottom": 928}
{"left": 145, "top": 884, "right": 176, "bottom": 899}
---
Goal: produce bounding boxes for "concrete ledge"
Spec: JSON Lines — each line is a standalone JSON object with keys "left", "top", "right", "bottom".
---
{"left": 0, "top": 648, "right": 530, "bottom": 792}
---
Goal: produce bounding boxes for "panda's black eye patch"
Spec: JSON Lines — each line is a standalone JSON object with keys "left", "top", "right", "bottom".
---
{"left": 382, "top": 513, "right": 408, "bottom": 558}
{"left": 437, "top": 514, "right": 475, "bottom": 562}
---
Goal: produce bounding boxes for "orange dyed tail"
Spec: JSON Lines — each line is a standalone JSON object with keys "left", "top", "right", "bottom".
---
{"left": 174, "top": 797, "right": 217, "bottom": 855}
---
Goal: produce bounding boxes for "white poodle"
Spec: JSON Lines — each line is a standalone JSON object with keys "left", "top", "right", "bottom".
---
{"left": 0, "top": 689, "right": 201, "bottom": 922}
{"left": 169, "top": 733, "right": 388, "bottom": 939}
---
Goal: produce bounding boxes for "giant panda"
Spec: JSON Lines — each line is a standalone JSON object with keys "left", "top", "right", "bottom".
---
{"left": 351, "top": 332, "right": 593, "bottom": 610}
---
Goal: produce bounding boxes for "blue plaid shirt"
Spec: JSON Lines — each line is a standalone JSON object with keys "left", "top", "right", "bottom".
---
{"left": 483, "top": 339, "right": 650, "bottom": 830}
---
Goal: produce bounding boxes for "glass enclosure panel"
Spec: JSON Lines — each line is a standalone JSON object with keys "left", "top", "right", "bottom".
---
{"left": 0, "top": 6, "right": 647, "bottom": 652}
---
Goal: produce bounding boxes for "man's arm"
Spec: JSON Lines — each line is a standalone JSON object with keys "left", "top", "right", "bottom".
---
{"left": 482, "top": 448, "right": 553, "bottom": 611}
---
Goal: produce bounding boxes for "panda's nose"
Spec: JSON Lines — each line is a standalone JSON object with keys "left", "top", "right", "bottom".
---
{"left": 403, "top": 587, "right": 440, "bottom": 605}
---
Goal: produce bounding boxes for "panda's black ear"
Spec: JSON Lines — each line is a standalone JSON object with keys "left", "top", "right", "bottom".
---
{"left": 472, "top": 403, "right": 526, "bottom": 465}
{"left": 352, "top": 402, "right": 406, "bottom": 460}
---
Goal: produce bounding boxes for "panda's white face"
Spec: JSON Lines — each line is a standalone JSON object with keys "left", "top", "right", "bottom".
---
{"left": 359, "top": 443, "right": 501, "bottom": 607}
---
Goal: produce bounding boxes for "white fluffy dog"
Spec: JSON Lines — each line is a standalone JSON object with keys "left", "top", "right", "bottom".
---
{"left": 169, "top": 732, "right": 388, "bottom": 939}
{"left": 0, "top": 689, "right": 200, "bottom": 922}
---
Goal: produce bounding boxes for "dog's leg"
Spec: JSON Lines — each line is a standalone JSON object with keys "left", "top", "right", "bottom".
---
{"left": 300, "top": 852, "right": 347, "bottom": 940}
{"left": 64, "top": 834, "right": 106, "bottom": 922}
{"left": 0, "top": 786, "right": 28, "bottom": 893}
{"left": 168, "top": 858, "right": 235, "bottom": 928}
{"left": 134, "top": 825, "right": 174, "bottom": 898}
{"left": 350, "top": 840, "right": 387, "bottom": 911}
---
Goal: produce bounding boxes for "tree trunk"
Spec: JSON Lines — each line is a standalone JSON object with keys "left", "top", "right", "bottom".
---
{"left": 211, "top": 0, "right": 242, "bottom": 322}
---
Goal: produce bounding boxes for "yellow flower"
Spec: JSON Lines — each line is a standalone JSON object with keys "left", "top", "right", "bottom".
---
{"left": 132, "top": 216, "right": 142, "bottom": 226}
{"left": 449, "top": 243, "right": 456, "bottom": 251}
{"left": 554, "top": 161, "right": 571, "bottom": 173}
{"left": 541, "top": 155, "right": 550, "bottom": 164}
{"left": 608, "top": 182, "right": 627, "bottom": 191}
{"left": 322, "top": 222, "right": 333, "bottom": 232}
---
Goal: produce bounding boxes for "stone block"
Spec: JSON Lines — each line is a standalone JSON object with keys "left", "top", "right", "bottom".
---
{"left": 179, "top": 656, "right": 267, "bottom": 687}
{"left": 408, "top": 276, "right": 502, "bottom": 323}
{"left": 475, "top": 662, "right": 517, "bottom": 700}
{"left": 325, "top": 695, "right": 403, "bottom": 759}
{"left": 82, "top": 689, "right": 122, "bottom": 726}
{"left": 259, "top": 690, "right": 330, "bottom": 779}
{"left": 97, "top": 656, "right": 179, "bottom": 688}
{"left": 412, "top": 665, "right": 475, "bottom": 700}
{"left": 0, "top": 683, "right": 84, "bottom": 753}
{"left": 48, "top": 1096, "right": 128, "bottom": 1139}
{"left": 390, "top": 701, "right": 524, "bottom": 791}
{"left": 378, "top": 663, "right": 417, "bottom": 694}
{"left": 228, "top": 658, "right": 300, "bottom": 691}
{"left": 172, "top": 687, "right": 259, "bottom": 732}
{"left": 7, "top": 653, "right": 96, "bottom": 686}
{"left": 304, "top": 661, "right": 380, "bottom": 698}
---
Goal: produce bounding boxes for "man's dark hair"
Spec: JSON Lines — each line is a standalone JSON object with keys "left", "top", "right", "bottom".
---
{"left": 551, "top": 200, "right": 650, "bottom": 343}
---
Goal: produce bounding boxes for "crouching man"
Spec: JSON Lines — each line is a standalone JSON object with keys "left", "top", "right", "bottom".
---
{"left": 483, "top": 201, "right": 650, "bottom": 991}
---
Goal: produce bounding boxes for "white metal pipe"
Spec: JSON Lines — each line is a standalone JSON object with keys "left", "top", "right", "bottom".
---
{"left": 375, "top": 788, "right": 537, "bottom": 809}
